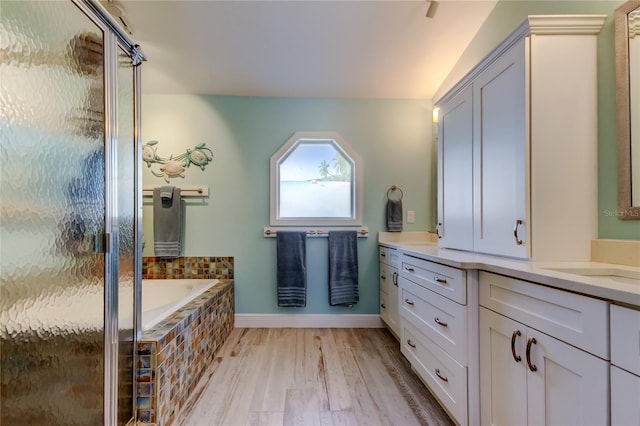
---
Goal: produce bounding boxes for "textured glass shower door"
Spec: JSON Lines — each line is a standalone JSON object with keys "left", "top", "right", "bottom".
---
{"left": 116, "top": 44, "right": 137, "bottom": 425}
{"left": 1, "top": 1, "right": 111, "bottom": 424}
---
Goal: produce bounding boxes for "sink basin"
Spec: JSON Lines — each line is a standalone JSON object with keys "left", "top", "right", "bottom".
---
{"left": 543, "top": 267, "right": 640, "bottom": 286}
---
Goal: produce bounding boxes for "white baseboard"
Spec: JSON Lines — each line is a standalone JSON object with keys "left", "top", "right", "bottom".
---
{"left": 234, "top": 314, "right": 385, "bottom": 328}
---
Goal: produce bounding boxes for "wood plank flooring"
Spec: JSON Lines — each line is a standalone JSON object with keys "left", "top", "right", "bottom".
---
{"left": 177, "top": 328, "right": 454, "bottom": 426}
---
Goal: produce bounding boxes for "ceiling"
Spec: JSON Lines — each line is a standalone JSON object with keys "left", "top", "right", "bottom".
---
{"left": 110, "top": 0, "right": 498, "bottom": 99}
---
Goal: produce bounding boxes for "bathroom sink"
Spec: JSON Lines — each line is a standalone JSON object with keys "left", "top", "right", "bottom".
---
{"left": 543, "top": 267, "right": 640, "bottom": 286}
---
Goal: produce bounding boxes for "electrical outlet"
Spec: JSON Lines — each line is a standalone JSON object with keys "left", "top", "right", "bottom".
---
{"left": 407, "top": 210, "right": 415, "bottom": 223}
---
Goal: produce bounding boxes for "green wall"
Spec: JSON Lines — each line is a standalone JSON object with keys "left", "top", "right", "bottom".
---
{"left": 142, "top": 95, "right": 433, "bottom": 314}
{"left": 436, "top": 0, "right": 639, "bottom": 240}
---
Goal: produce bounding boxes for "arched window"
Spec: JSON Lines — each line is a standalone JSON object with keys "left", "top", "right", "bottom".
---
{"left": 270, "top": 132, "right": 362, "bottom": 226}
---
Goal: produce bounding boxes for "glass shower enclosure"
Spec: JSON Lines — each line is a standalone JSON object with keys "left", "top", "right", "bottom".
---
{"left": 0, "top": 0, "right": 143, "bottom": 424}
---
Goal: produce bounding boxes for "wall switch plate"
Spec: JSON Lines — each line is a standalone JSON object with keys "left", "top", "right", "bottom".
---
{"left": 407, "top": 210, "right": 415, "bottom": 223}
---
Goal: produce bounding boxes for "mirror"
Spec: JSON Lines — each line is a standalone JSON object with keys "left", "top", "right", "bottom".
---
{"left": 615, "top": 0, "right": 640, "bottom": 219}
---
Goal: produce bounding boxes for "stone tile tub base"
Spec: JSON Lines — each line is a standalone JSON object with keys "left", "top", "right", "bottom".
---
{"left": 136, "top": 280, "right": 234, "bottom": 425}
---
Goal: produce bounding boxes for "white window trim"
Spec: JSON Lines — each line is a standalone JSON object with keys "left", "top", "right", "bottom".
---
{"left": 270, "top": 131, "right": 363, "bottom": 226}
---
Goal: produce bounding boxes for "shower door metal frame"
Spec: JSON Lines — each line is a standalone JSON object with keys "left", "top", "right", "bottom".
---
{"left": 70, "top": 1, "right": 144, "bottom": 424}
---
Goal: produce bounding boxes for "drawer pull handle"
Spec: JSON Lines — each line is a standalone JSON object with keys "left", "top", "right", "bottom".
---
{"left": 381, "top": 303, "right": 386, "bottom": 309}
{"left": 404, "top": 299, "right": 415, "bottom": 306}
{"left": 511, "top": 329, "right": 522, "bottom": 363}
{"left": 434, "top": 276, "right": 448, "bottom": 284}
{"left": 513, "top": 219, "right": 524, "bottom": 245}
{"left": 404, "top": 267, "right": 415, "bottom": 272}
{"left": 434, "top": 317, "right": 448, "bottom": 327}
{"left": 436, "top": 222, "right": 442, "bottom": 239}
{"left": 381, "top": 275, "right": 386, "bottom": 280}
{"left": 407, "top": 339, "right": 416, "bottom": 348}
{"left": 381, "top": 253, "right": 386, "bottom": 257}
{"left": 526, "top": 337, "right": 537, "bottom": 372}
{"left": 435, "top": 368, "right": 449, "bottom": 382}
{"left": 392, "top": 271, "right": 398, "bottom": 286}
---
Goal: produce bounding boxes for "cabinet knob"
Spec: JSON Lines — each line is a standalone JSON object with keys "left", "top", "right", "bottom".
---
{"left": 513, "top": 219, "right": 524, "bottom": 245}
{"left": 381, "top": 275, "right": 386, "bottom": 280}
{"left": 380, "top": 303, "right": 386, "bottom": 309}
{"left": 435, "top": 368, "right": 449, "bottom": 382}
{"left": 434, "top": 317, "right": 448, "bottom": 327}
{"left": 526, "top": 337, "right": 538, "bottom": 372}
{"left": 511, "top": 329, "right": 522, "bottom": 363}
{"left": 404, "top": 299, "right": 415, "bottom": 306}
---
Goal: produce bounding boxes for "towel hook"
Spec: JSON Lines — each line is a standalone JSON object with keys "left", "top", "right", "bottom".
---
{"left": 387, "top": 185, "right": 403, "bottom": 201}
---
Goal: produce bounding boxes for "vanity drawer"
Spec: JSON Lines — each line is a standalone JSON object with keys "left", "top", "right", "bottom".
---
{"left": 399, "top": 276, "right": 467, "bottom": 364}
{"left": 379, "top": 246, "right": 400, "bottom": 267}
{"left": 400, "top": 254, "right": 466, "bottom": 304}
{"left": 402, "top": 320, "right": 468, "bottom": 426}
{"left": 611, "top": 304, "right": 640, "bottom": 376}
{"left": 479, "top": 271, "right": 609, "bottom": 359}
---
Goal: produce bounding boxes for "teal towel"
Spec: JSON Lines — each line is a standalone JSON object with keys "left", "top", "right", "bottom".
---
{"left": 387, "top": 199, "right": 403, "bottom": 232}
{"left": 328, "top": 231, "right": 359, "bottom": 307}
{"left": 277, "top": 231, "right": 307, "bottom": 307}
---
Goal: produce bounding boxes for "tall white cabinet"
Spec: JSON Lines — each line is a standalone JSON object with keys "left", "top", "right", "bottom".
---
{"left": 435, "top": 15, "right": 606, "bottom": 260}
{"left": 437, "top": 85, "right": 474, "bottom": 250}
{"left": 472, "top": 38, "right": 528, "bottom": 258}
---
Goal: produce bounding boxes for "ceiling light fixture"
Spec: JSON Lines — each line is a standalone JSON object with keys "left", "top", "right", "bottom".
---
{"left": 426, "top": 1, "right": 439, "bottom": 19}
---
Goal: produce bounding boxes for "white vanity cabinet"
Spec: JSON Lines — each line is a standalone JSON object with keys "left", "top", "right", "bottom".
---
{"left": 610, "top": 304, "right": 640, "bottom": 425}
{"left": 479, "top": 272, "right": 609, "bottom": 426}
{"left": 378, "top": 245, "right": 400, "bottom": 337}
{"left": 398, "top": 252, "right": 478, "bottom": 425}
{"left": 436, "top": 15, "right": 606, "bottom": 260}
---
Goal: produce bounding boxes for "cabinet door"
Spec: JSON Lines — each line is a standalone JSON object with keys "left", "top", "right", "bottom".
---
{"left": 380, "top": 263, "right": 399, "bottom": 336}
{"left": 480, "top": 308, "right": 528, "bottom": 426}
{"left": 437, "top": 85, "right": 473, "bottom": 250}
{"left": 473, "top": 38, "right": 528, "bottom": 258}
{"left": 387, "top": 266, "right": 400, "bottom": 337}
{"left": 526, "top": 329, "right": 609, "bottom": 426}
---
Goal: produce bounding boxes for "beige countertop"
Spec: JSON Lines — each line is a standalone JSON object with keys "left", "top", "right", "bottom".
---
{"left": 379, "top": 237, "right": 640, "bottom": 308}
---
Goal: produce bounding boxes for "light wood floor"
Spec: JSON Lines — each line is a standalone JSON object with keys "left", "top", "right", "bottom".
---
{"left": 177, "top": 328, "right": 454, "bottom": 426}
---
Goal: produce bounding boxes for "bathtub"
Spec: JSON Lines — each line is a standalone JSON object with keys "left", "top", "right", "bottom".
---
{"left": 142, "top": 279, "right": 220, "bottom": 331}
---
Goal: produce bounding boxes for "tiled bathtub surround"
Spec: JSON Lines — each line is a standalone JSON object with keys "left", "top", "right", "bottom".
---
{"left": 137, "top": 280, "right": 234, "bottom": 425}
{"left": 142, "top": 256, "right": 234, "bottom": 279}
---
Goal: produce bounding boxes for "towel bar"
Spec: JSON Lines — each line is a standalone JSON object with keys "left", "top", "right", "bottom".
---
{"left": 142, "top": 186, "right": 209, "bottom": 197}
{"left": 263, "top": 227, "right": 369, "bottom": 238}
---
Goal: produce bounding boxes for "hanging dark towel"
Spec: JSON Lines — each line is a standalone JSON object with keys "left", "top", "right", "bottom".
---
{"left": 153, "top": 186, "right": 182, "bottom": 257}
{"left": 328, "top": 231, "right": 359, "bottom": 307}
{"left": 387, "top": 199, "right": 403, "bottom": 232}
{"left": 277, "top": 231, "right": 307, "bottom": 307}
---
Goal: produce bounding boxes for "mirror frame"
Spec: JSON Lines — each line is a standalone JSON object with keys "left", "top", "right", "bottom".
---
{"left": 615, "top": 0, "right": 640, "bottom": 220}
